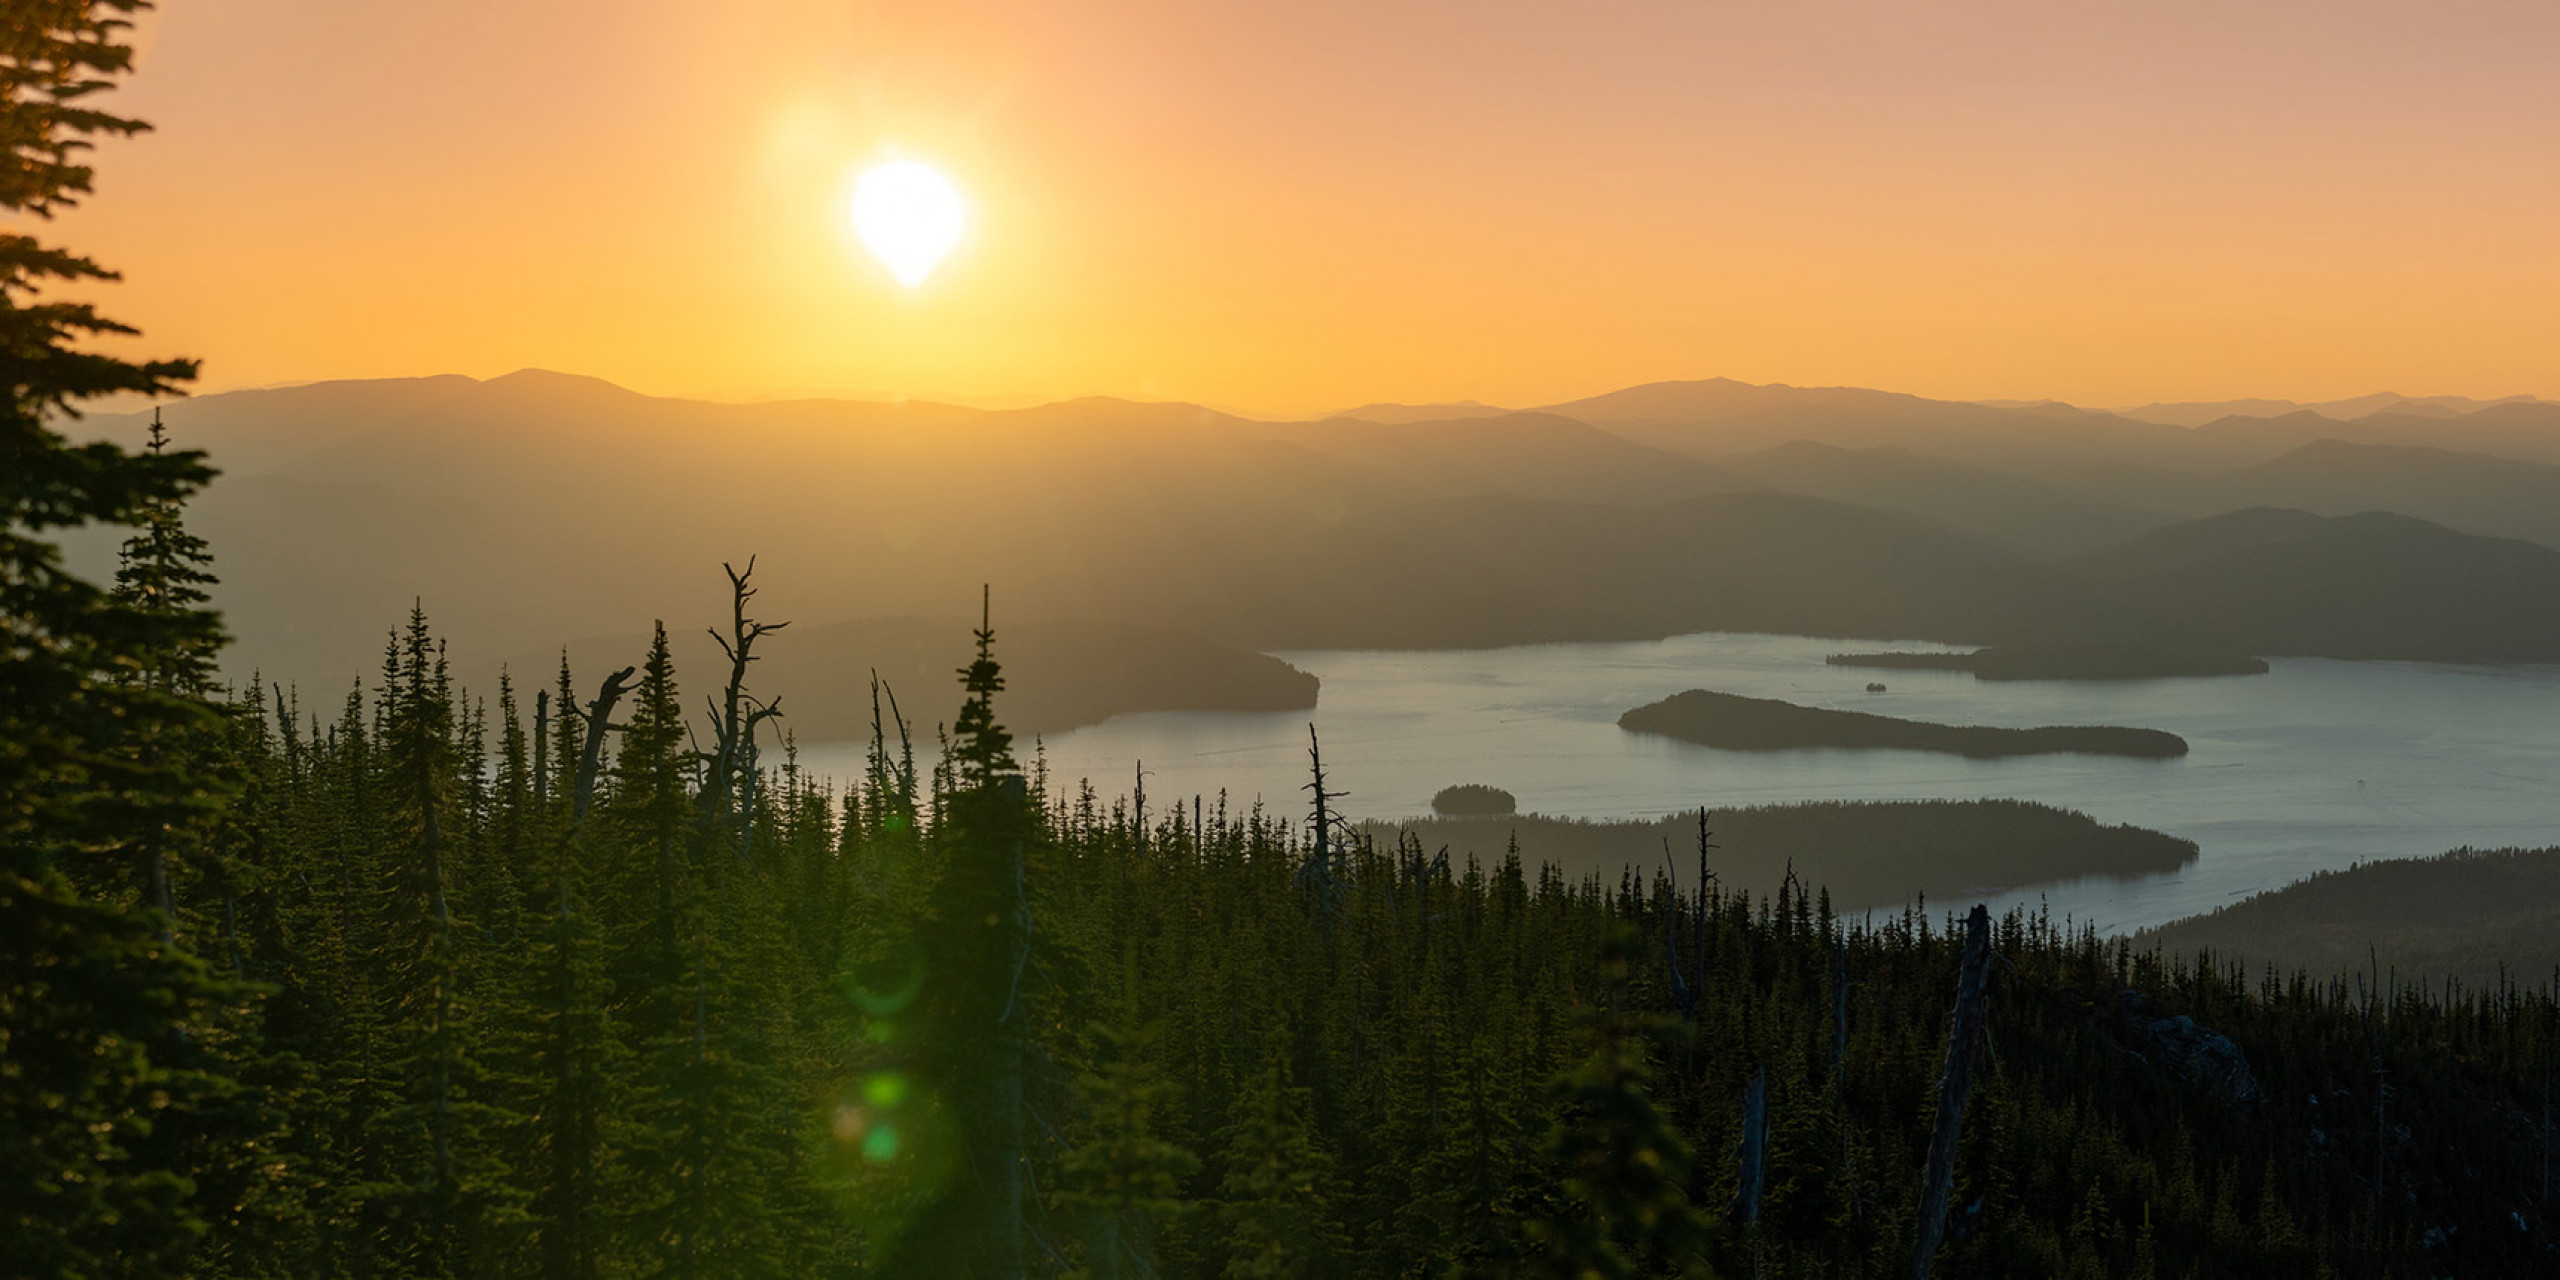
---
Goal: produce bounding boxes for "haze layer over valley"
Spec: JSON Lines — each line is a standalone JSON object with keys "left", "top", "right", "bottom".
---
{"left": 70, "top": 369, "right": 2560, "bottom": 724}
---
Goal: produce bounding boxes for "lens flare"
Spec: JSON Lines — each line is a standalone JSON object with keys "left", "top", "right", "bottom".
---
{"left": 849, "top": 159, "right": 965, "bottom": 288}
{"left": 862, "top": 1124, "right": 901, "bottom": 1162}
{"left": 863, "top": 1073, "right": 909, "bottom": 1108}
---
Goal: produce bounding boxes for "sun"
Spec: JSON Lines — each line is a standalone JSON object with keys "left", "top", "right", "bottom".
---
{"left": 849, "top": 159, "right": 966, "bottom": 289}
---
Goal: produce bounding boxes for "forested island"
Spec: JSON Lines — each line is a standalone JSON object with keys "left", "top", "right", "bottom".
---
{"left": 1619, "top": 689, "right": 2191, "bottom": 759}
{"left": 1826, "top": 641, "right": 2269, "bottom": 681}
{"left": 1362, "top": 799, "right": 2196, "bottom": 910}
{"left": 1430, "top": 782, "right": 1518, "bottom": 815}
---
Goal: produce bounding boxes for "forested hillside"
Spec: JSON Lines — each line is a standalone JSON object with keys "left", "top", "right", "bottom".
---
{"left": 27, "top": 593, "right": 2560, "bottom": 1278}
{"left": 2141, "top": 848, "right": 2560, "bottom": 991}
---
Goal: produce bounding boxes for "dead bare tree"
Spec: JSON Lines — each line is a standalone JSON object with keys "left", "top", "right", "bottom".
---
{"left": 532, "top": 686, "right": 550, "bottom": 810}
{"left": 571, "top": 665, "right": 638, "bottom": 822}
{"left": 696, "top": 558, "right": 789, "bottom": 856}
{"left": 1834, "top": 931, "right": 1862, "bottom": 1221}
{"left": 1132, "top": 759, "right": 1148, "bottom": 858}
{"left": 1662, "top": 811, "right": 1718, "bottom": 1021}
{"left": 1912, "top": 903, "right": 1993, "bottom": 1280}
{"left": 1731, "top": 1067, "right": 1769, "bottom": 1227}
{"left": 1833, "top": 933, "right": 1852, "bottom": 1091}
{"left": 1296, "top": 724, "right": 1350, "bottom": 923}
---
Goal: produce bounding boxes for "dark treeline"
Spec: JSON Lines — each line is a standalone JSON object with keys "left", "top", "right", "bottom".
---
{"left": 24, "top": 581, "right": 2560, "bottom": 1279}
{"left": 1358, "top": 800, "right": 2197, "bottom": 911}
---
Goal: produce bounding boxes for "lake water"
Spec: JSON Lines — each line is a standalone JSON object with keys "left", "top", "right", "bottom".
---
{"left": 796, "top": 632, "right": 2560, "bottom": 933}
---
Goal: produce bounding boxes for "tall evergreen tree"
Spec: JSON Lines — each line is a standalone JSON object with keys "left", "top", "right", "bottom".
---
{"left": 1215, "top": 1054, "right": 1338, "bottom": 1279}
{"left": 0, "top": 6, "right": 265, "bottom": 1277}
{"left": 510, "top": 682, "right": 625, "bottom": 1280}
{"left": 878, "top": 591, "right": 1039, "bottom": 1278}
{"left": 1059, "top": 1007, "right": 1199, "bottom": 1279}
{"left": 1528, "top": 926, "right": 1722, "bottom": 1280}
{"left": 365, "top": 609, "right": 526, "bottom": 1275}
{"left": 103, "top": 409, "right": 222, "bottom": 936}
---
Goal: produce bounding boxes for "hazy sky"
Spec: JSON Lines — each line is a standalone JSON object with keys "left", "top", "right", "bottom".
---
{"left": 53, "top": 0, "right": 2560, "bottom": 415}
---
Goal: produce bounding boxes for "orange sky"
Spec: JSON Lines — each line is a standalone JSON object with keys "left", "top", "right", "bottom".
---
{"left": 50, "top": 0, "right": 2560, "bottom": 416}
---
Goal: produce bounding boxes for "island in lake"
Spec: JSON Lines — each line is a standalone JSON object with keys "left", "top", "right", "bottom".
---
{"left": 1826, "top": 639, "right": 2268, "bottom": 681}
{"left": 1430, "top": 783, "right": 1517, "bottom": 816}
{"left": 1361, "top": 799, "right": 2198, "bottom": 912}
{"left": 1619, "top": 689, "right": 2188, "bottom": 759}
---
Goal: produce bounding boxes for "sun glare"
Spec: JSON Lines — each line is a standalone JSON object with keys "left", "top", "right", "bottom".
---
{"left": 849, "top": 159, "right": 965, "bottom": 289}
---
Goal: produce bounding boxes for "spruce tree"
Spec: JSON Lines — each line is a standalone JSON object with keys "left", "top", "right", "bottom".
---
{"left": 517, "top": 710, "right": 625, "bottom": 1280}
{"left": 367, "top": 609, "right": 526, "bottom": 1275}
{"left": 877, "top": 594, "right": 1037, "bottom": 1278}
{"left": 1528, "top": 925, "right": 1722, "bottom": 1280}
{"left": 1215, "top": 1055, "right": 1338, "bottom": 1279}
{"left": 0, "top": 6, "right": 264, "bottom": 1276}
{"left": 1059, "top": 1010, "right": 1199, "bottom": 1279}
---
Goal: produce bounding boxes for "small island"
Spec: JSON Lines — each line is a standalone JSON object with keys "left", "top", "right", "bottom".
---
{"left": 1431, "top": 783, "right": 1517, "bottom": 816}
{"left": 1825, "top": 640, "right": 2268, "bottom": 681}
{"left": 1619, "top": 689, "right": 2188, "bottom": 759}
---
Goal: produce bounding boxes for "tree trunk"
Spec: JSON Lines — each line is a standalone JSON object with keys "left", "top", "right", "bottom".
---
{"left": 571, "top": 667, "right": 635, "bottom": 822}
{"left": 1911, "top": 903, "right": 1991, "bottom": 1280}
{"left": 1731, "top": 1067, "right": 1769, "bottom": 1226}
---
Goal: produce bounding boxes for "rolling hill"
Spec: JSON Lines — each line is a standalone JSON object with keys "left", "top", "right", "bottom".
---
{"left": 2063, "top": 508, "right": 2560, "bottom": 661}
{"left": 2222, "top": 439, "right": 2560, "bottom": 549}
{"left": 2140, "top": 848, "right": 2560, "bottom": 991}
{"left": 1537, "top": 377, "right": 2195, "bottom": 467}
{"left": 2190, "top": 402, "right": 2560, "bottom": 466}
{"left": 1720, "top": 439, "right": 2168, "bottom": 554}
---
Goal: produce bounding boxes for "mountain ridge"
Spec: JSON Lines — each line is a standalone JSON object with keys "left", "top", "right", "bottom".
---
{"left": 62, "top": 370, "right": 2560, "bottom": 703}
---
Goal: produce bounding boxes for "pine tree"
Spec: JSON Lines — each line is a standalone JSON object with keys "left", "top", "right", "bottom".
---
{"left": 1406, "top": 1035, "right": 1532, "bottom": 1278}
{"left": 518, "top": 737, "right": 624, "bottom": 1280}
{"left": 110, "top": 411, "right": 219, "bottom": 686}
{"left": 100, "top": 409, "right": 225, "bottom": 948}
{"left": 1528, "top": 925, "right": 1722, "bottom": 1280}
{"left": 1059, "top": 1010, "right": 1199, "bottom": 1279}
{"left": 1215, "top": 1055, "right": 1338, "bottom": 1279}
{"left": 367, "top": 609, "right": 526, "bottom": 1275}
{"left": 0, "top": 6, "right": 268, "bottom": 1276}
{"left": 610, "top": 626, "right": 687, "bottom": 984}
{"left": 877, "top": 591, "right": 1038, "bottom": 1278}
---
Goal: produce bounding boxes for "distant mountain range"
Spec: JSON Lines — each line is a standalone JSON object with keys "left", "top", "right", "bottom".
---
{"left": 58, "top": 369, "right": 2560, "bottom": 731}
{"left": 2113, "top": 393, "right": 2554, "bottom": 429}
{"left": 1330, "top": 400, "right": 1512, "bottom": 424}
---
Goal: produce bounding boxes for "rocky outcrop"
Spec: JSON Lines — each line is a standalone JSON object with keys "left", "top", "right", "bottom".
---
{"left": 2117, "top": 991, "right": 2262, "bottom": 1106}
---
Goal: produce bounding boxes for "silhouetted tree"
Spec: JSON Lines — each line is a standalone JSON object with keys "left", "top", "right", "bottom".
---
{"left": 0, "top": 6, "right": 268, "bottom": 1276}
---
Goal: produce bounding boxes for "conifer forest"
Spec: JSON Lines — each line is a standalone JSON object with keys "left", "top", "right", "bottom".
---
{"left": 9, "top": 5, "right": 2560, "bottom": 1279}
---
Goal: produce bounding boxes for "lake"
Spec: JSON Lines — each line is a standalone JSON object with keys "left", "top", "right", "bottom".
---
{"left": 796, "top": 632, "right": 2560, "bottom": 933}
